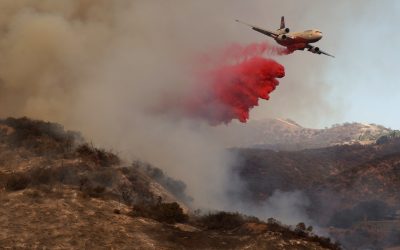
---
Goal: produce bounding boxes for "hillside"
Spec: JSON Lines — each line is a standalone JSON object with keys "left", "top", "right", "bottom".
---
{"left": 225, "top": 118, "right": 392, "bottom": 150}
{"left": 0, "top": 117, "right": 340, "bottom": 249}
{"left": 1, "top": 186, "right": 342, "bottom": 249}
{"left": 233, "top": 138, "right": 400, "bottom": 249}
{"left": 233, "top": 139, "right": 400, "bottom": 203}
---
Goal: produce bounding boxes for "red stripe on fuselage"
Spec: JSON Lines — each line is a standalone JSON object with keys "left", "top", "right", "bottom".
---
{"left": 275, "top": 36, "right": 321, "bottom": 50}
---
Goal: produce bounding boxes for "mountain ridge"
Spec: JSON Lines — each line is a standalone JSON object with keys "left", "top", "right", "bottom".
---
{"left": 226, "top": 118, "right": 393, "bottom": 151}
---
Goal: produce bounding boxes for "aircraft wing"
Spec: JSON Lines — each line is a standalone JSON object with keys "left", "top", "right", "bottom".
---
{"left": 235, "top": 20, "right": 279, "bottom": 38}
{"left": 306, "top": 45, "right": 335, "bottom": 58}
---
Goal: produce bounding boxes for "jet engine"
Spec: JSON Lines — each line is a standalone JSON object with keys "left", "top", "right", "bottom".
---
{"left": 277, "top": 34, "right": 288, "bottom": 40}
{"left": 308, "top": 47, "right": 320, "bottom": 53}
{"left": 277, "top": 28, "right": 290, "bottom": 34}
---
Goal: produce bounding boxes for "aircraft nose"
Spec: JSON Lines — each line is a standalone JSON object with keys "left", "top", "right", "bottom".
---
{"left": 315, "top": 32, "right": 322, "bottom": 40}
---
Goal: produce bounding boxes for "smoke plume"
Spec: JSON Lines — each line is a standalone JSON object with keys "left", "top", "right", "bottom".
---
{"left": 0, "top": 0, "right": 335, "bottom": 222}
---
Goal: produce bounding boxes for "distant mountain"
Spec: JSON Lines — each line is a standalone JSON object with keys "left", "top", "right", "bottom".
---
{"left": 226, "top": 118, "right": 393, "bottom": 150}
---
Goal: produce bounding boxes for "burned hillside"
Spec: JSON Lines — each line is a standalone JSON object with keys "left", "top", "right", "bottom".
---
{"left": 0, "top": 117, "right": 341, "bottom": 249}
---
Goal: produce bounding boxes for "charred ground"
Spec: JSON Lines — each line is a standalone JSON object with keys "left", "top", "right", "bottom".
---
{"left": 0, "top": 117, "right": 340, "bottom": 249}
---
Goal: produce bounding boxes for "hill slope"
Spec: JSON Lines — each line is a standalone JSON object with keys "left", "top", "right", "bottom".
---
{"left": 234, "top": 138, "right": 400, "bottom": 211}
{"left": 233, "top": 137, "right": 400, "bottom": 249}
{"left": 0, "top": 117, "right": 340, "bottom": 249}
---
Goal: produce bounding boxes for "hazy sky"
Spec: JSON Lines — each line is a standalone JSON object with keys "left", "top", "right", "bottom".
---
{"left": 1, "top": 0, "right": 399, "bottom": 130}
{"left": 230, "top": 0, "right": 400, "bottom": 129}
{"left": 317, "top": 1, "right": 400, "bottom": 130}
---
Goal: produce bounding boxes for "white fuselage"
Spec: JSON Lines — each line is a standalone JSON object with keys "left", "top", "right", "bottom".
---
{"left": 276, "top": 29, "right": 323, "bottom": 50}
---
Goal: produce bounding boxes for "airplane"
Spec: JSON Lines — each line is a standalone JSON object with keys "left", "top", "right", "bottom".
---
{"left": 236, "top": 16, "right": 334, "bottom": 57}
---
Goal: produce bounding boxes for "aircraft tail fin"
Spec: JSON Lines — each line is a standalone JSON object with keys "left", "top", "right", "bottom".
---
{"left": 280, "top": 16, "right": 285, "bottom": 29}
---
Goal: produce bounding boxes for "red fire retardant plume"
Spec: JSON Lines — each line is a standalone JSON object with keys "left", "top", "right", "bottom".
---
{"left": 186, "top": 42, "right": 286, "bottom": 125}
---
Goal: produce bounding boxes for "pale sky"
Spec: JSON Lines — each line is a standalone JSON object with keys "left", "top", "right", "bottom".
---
{"left": 1, "top": 1, "right": 399, "bottom": 130}
{"left": 225, "top": 0, "right": 400, "bottom": 129}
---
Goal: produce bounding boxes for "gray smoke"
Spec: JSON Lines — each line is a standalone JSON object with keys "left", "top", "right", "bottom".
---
{"left": 0, "top": 0, "right": 344, "bottom": 216}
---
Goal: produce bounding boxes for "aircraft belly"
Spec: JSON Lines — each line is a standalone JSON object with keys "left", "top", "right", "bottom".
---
{"left": 277, "top": 36, "right": 320, "bottom": 51}
{"left": 277, "top": 37, "right": 308, "bottom": 47}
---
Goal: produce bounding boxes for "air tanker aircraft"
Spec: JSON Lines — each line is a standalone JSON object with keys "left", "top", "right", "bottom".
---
{"left": 236, "top": 16, "right": 334, "bottom": 57}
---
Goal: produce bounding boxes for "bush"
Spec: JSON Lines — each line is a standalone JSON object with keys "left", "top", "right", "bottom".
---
{"left": 295, "top": 222, "right": 306, "bottom": 231}
{"left": 80, "top": 184, "right": 106, "bottom": 198}
{"left": 78, "top": 175, "right": 107, "bottom": 198}
{"left": 6, "top": 166, "right": 82, "bottom": 192}
{"left": 91, "top": 169, "right": 115, "bottom": 187}
{"left": 3, "top": 117, "right": 81, "bottom": 156}
{"left": 76, "top": 144, "right": 120, "bottom": 167}
{"left": 88, "top": 185, "right": 106, "bottom": 197}
{"left": 5, "top": 173, "right": 31, "bottom": 191}
{"left": 310, "top": 235, "right": 342, "bottom": 250}
{"left": 53, "top": 165, "right": 79, "bottom": 185}
{"left": 130, "top": 202, "right": 188, "bottom": 224}
{"left": 24, "top": 189, "right": 41, "bottom": 199}
{"left": 119, "top": 166, "right": 157, "bottom": 204}
{"left": 28, "top": 167, "right": 53, "bottom": 186}
{"left": 294, "top": 222, "right": 308, "bottom": 237}
{"left": 376, "top": 135, "right": 389, "bottom": 145}
{"left": 198, "top": 212, "right": 250, "bottom": 230}
{"left": 132, "top": 162, "right": 193, "bottom": 204}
